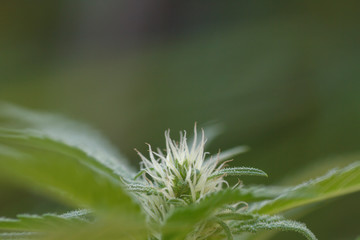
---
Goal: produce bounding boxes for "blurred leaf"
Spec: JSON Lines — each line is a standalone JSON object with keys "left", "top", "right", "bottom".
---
{"left": 236, "top": 186, "right": 287, "bottom": 201}
{"left": 41, "top": 216, "right": 148, "bottom": 240}
{"left": 251, "top": 162, "right": 360, "bottom": 215}
{"left": 0, "top": 104, "right": 146, "bottom": 238}
{"left": 0, "top": 216, "right": 148, "bottom": 240}
{"left": 0, "top": 209, "right": 90, "bottom": 231}
{"left": 279, "top": 153, "right": 360, "bottom": 186}
{"left": 0, "top": 129, "right": 139, "bottom": 214}
{"left": 0, "top": 232, "right": 38, "bottom": 240}
{"left": 0, "top": 103, "right": 135, "bottom": 179}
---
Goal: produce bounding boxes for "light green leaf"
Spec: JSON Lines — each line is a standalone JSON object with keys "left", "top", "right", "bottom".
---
{"left": 236, "top": 185, "right": 287, "bottom": 201}
{"left": 214, "top": 218, "right": 233, "bottom": 240}
{"left": 0, "top": 129, "right": 139, "bottom": 213}
{"left": 0, "top": 210, "right": 90, "bottom": 231}
{"left": 209, "top": 167, "right": 268, "bottom": 179}
{"left": 0, "top": 217, "right": 148, "bottom": 240}
{"left": 0, "top": 103, "right": 135, "bottom": 178}
{"left": 0, "top": 232, "right": 38, "bottom": 240}
{"left": 126, "top": 183, "right": 160, "bottom": 195}
{"left": 251, "top": 162, "right": 360, "bottom": 215}
{"left": 215, "top": 212, "right": 255, "bottom": 221}
{"left": 279, "top": 153, "right": 360, "bottom": 186}
{"left": 233, "top": 215, "right": 317, "bottom": 240}
{"left": 38, "top": 215, "right": 148, "bottom": 240}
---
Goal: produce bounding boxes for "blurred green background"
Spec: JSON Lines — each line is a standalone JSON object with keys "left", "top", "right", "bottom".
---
{"left": 1, "top": 1, "right": 359, "bottom": 239}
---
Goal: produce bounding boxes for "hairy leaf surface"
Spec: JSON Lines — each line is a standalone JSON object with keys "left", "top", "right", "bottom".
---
{"left": 0, "top": 210, "right": 90, "bottom": 231}
{"left": 233, "top": 215, "right": 316, "bottom": 240}
{"left": 209, "top": 167, "right": 267, "bottom": 179}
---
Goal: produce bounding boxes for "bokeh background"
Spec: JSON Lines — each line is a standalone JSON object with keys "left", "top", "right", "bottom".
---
{"left": 1, "top": 1, "right": 360, "bottom": 239}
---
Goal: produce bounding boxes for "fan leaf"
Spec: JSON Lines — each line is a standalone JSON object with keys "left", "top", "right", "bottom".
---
{"left": 251, "top": 162, "right": 360, "bottom": 215}
{"left": 0, "top": 103, "right": 135, "bottom": 179}
{"left": 0, "top": 210, "right": 90, "bottom": 231}
{"left": 0, "top": 130, "right": 140, "bottom": 214}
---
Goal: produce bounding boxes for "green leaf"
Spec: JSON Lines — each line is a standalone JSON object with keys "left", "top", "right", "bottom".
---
{"left": 214, "top": 218, "right": 233, "bottom": 240}
{"left": 126, "top": 183, "right": 160, "bottom": 195}
{"left": 215, "top": 212, "right": 255, "bottom": 221}
{"left": 40, "top": 217, "right": 148, "bottom": 240}
{"left": 233, "top": 215, "right": 317, "bottom": 240}
{"left": 0, "top": 210, "right": 90, "bottom": 231}
{"left": 209, "top": 167, "right": 268, "bottom": 179}
{"left": 278, "top": 154, "right": 360, "bottom": 186}
{"left": 0, "top": 218, "right": 148, "bottom": 240}
{"left": 0, "top": 103, "right": 135, "bottom": 179}
{"left": 236, "top": 185, "right": 287, "bottom": 201}
{"left": 162, "top": 188, "right": 271, "bottom": 239}
{"left": 0, "top": 232, "right": 38, "bottom": 240}
{"left": 251, "top": 162, "right": 360, "bottom": 215}
{"left": 0, "top": 129, "right": 139, "bottom": 214}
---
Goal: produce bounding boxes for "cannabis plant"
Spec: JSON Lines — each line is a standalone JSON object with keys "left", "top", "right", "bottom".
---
{"left": 0, "top": 103, "right": 359, "bottom": 240}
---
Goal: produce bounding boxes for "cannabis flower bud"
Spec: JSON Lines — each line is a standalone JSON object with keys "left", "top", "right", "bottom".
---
{"left": 128, "top": 125, "right": 266, "bottom": 226}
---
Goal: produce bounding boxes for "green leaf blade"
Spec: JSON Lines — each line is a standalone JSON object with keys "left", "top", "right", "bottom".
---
{"left": 0, "top": 210, "right": 90, "bottom": 232}
{"left": 0, "top": 129, "right": 139, "bottom": 214}
{"left": 233, "top": 215, "right": 317, "bottom": 240}
{"left": 252, "top": 162, "right": 360, "bottom": 215}
{"left": 162, "top": 188, "right": 273, "bottom": 239}
{"left": 209, "top": 167, "right": 268, "bottom": 179}
{"left": 0, "top": 103, "right": 135, "bottom": 179}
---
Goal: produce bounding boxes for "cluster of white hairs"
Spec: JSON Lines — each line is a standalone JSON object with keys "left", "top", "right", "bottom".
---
{"left": 133, "top": 125, "right": 229, "bottom": 222}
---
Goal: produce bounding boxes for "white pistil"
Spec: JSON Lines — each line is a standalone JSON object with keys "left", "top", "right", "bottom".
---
{"left": 134, "top": 125, "right": 228, "bottom": 223}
